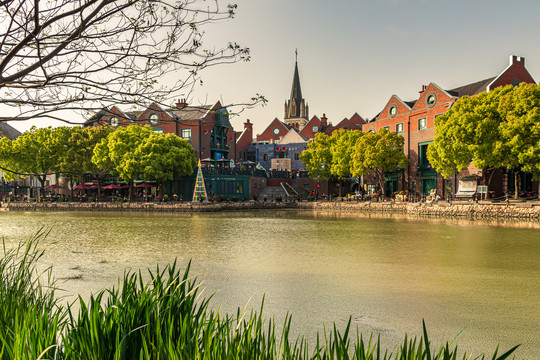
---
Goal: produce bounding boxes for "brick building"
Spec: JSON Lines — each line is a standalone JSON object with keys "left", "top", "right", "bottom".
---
{"left": 85, "top": 100, "right": 238, "bottom": 162}
{"left": 365, "top": 55, "right": 536, "bottom": 197}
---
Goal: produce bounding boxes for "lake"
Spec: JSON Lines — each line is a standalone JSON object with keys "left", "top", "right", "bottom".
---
{"left": 1, "top": 210, "right": 539, "bottom": 358}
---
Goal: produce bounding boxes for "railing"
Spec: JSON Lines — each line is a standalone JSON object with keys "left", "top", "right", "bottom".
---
{"left": 281, "top": 182, "right": 299, "bottom": 198}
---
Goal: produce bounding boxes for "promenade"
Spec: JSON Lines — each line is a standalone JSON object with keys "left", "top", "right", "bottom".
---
{"left": 3, "top": 199, "right": 540, "bottom": 220}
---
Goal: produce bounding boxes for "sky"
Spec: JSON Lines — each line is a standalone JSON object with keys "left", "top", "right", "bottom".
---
{"left": 7, "top": 0, "right": 540, "bottom": 135}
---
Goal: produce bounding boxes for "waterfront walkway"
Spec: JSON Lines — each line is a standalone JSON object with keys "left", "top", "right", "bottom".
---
{"left": 3, "top": 199, "right": 540, "bottom": 220}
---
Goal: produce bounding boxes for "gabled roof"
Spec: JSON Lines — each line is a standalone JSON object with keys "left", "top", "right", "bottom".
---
{"left": 0, "top": 122, "right": 21, "bottom": 139}
{"left": 447, "top": 77, "right": 496, "bottom": 97}
{"left": 280, "top": 127, "right": 309, "bottom": 144}
{"left": 170, "top": 106, "right": 211, "bottom": 120}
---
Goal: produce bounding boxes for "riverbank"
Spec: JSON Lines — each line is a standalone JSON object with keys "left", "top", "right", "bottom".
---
{"left": 3, "top": 199, "right": 540, "bottom": 220}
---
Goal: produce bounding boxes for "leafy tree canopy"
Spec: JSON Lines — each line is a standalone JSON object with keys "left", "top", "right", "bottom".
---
{"left": 300, "top": 132, "right": 334, "bottom": 180}
{"left": 351, "top": 128, "right": 409, "bottom": 192}
{"left": 0, "top": 126, "right": 65, "bottom": 184}
{"left": 329, "top": 129, "right": 363, "bottom": 180}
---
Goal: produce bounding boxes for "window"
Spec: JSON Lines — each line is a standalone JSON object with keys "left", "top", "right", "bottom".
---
{"left": 425, "top": 92, "right": 437, "bottom": 108}
{"left": 109, "top": 117, "right": 119, "bottom": 127}
{"left": 181, "top": 128, "right": 192, "bottom": 141}
{"left": 153, "top": 127, "right": 163, "bottom": 133}
{"left": 396, "top": 123, "right": 404, "bottom": 134}
{"left": 294, "top": 153, "right": 299, "bottom": 160}
{"left": 263, "top": 153, "right": 269, "bottom": 161}
{"left": 389, "top": 105, "right": 397, "bottom": 118}
{"left": 312, "top": 126, "right": 318, "bottom": 133}
{"left": 148, "top": 113, "right": 160, "bottom": 126}
{"left": 272, "top": 127, "right": 280, "bottom": 135}
{"left": 383, "top": 126, "right": 390, "bottom": 131}
{"left": 418, "top": 118, "right": 427, "bottom": 130}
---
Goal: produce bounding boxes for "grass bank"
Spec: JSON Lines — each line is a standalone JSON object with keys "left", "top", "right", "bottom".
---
{"left": 1, "top": 230, "right": 519, "bottom": 359}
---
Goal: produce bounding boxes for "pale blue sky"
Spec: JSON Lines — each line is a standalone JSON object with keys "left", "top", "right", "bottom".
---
{"left": 8, "top": 0, "right": 540, "bottom": 134}
{"left": 197, "top": 0, "right": 540, "bottom": 135}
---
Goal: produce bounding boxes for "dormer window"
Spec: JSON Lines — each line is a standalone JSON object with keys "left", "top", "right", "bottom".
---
{"left": 148, "top": 113, "right": 160, "bottom": 126}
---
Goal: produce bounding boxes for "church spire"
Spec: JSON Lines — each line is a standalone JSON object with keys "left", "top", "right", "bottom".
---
{"left": 284, "top": 50, "right": 308, "bottom": 125}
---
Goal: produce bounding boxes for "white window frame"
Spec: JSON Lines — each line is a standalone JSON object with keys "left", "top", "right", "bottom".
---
{"left": 181, "top": 128, "right": 192, "bottom": 141}
{"left": 418, "top": 118, "right": 427, "bottom": 130}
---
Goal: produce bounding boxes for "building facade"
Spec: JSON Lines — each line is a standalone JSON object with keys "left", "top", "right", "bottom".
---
{"left": 364, "top": 55, "right": 537, "bottom": 197}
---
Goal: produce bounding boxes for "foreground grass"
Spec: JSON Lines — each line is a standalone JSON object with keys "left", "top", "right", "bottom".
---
{"left": 1, "top": 231, "right": 519, "bottom": 359}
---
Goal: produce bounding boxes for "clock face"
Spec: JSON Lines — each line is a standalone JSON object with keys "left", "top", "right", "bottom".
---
{"left": 110, "top": 117, "right": 119, "bottom": 127}
{"left": 148, "top": 113, "right": 160, "bottom": 126}
{"left": 273, "top": 127, "right": 280, "bottom": 135}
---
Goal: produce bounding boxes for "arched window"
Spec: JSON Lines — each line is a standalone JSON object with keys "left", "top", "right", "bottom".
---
{"left": 263, "top": 153, "right": 269, "bottom": 162}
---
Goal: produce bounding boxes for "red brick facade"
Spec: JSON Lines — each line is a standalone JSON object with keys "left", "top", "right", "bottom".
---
{"left": 364, "top": 55, "right": 536, "bottom": 197}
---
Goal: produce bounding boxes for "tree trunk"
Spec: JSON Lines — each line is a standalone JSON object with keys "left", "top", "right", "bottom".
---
{"left": 514, "top": 169, "right": 520, "bottom": 199}
{"left": 38, "top": 176, "right": 46, "bottom": 202}
{"left": 378, "top": 169, "right": 385, "bottom": 198}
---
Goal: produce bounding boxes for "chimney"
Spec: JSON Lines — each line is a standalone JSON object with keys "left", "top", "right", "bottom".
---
{"left": 176, "top": 98, "right": 188, "bottom": 109}
{"left": 419, "top": 85, "right": 427, "bottom": 94}
{"left": 321, "top": 113, "right": 328, "bottom": 127}
{"left": 510, "top": 55, "right": 524, "bottom": 66}
{"left": 244, "top": 119, "right": 253, "bottom": 132}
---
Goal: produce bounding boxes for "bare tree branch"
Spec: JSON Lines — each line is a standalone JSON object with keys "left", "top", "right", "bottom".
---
{"left": 0, "top": 0, "right": 260, "bottom": 125}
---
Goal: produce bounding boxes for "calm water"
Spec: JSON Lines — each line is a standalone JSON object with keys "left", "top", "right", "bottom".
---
{"left": 1, "top": 210, "right": 539, "bottom": 358}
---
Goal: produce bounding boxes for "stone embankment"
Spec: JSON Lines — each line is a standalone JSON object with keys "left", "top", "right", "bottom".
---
{"left": 3, "top": 200, "right": 540, "bottom": 220}
{"left": 297, "top": 200, "right": 540, "bottom": 220}
{"left": 2, "top": 201, "right": 296, "bottom": 212}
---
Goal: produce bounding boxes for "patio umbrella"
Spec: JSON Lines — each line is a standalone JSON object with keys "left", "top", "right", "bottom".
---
{"left": 201, "top": 157, "right": 214, "bottom": 162}
{"left": 44, "top": 185, "right": 63, "bottom": 189}
{"left": 103, "top": 184, "right": 121, "bottom": 190}
{"left": 135, "top": 182, "right": 155, "bottom": 188}
{"left": 73, "top": 184, "right": 90, "bottom": 190}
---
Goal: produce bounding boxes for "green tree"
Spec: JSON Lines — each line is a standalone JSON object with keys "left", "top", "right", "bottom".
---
{"left": 0, "top": 127, "right": 65, "bottom": 200}
{"left": 330, "top": 129, "right": 364, "bottom": 179}
{"left": 428, "top": 86, "right": 513, "bottom": 184}
{"left": 497, "top": 83, "right": 540, "bottom": 196}
{"left": 351, "top": 128, "right": 409, "bottom": 196}
{"left": 59, "top": 126, "right": 113, "bottom": 198}
{"left": 92, "top": 125, "right": 153, "bottom": 199}
{"left": 300, "top": 133, "right": 334, "bottom": 180}
{"left": 92, "top": 124, "right": 196, "bottom": 199}
{"left": 329, "top": 129, "right": 363, "bottom": 196}
{"left": 138, "top": 133, "right": 197, "bottom": 196}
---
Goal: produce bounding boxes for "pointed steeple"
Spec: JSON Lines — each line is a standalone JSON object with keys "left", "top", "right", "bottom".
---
{"left": 284, "top": 51, "right": 308, "bottom": 126}
{"left": 289, "top": 60, "right": 303, "bottom": 112}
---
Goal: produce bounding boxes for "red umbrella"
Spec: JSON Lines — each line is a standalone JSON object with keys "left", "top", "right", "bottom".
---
{"left": 135, "top": 183, "right": 155, "bottom": 188}
{"left": 103, "top": 184, "right": 121, "bottom": 190}
{"left": 45, "top": 184, "right": 63, "bottom": 189}
{"left": 73, "top": 184, "right": 90, "bottom": 190}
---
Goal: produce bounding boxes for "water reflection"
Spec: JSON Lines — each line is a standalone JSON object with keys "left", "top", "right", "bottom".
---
{"left": 1, "top": 210, "right": 539, "bottom": 358}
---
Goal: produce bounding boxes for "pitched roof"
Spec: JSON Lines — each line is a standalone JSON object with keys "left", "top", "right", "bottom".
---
{"left": 279, "top": 127, "right": 309, "bottom": 144}
{"left": 169, "top": 105, "right": 212, "bottom": 121}
{"left": 0, "top": 122, "right": 21, "bottom": 139}
{"left": 447, "top": 77, "right": 496, "bottom": 97}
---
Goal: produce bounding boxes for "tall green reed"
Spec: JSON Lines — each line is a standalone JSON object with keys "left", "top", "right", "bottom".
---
{"left": 0, "top": 229, "right": 65, "bottom": 360}
{"left": 1, "top": 232, "right": 520, "bottom": 359}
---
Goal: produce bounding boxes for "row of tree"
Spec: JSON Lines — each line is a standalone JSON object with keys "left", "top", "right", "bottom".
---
{"left": 427, "top": 83, "right": 540, "bottom": 198}
{"left": 0, "top": 125, "right": 196, "bottom": 200}
{"left": 300, "top": 128, "right": 409, "bottom": 195}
